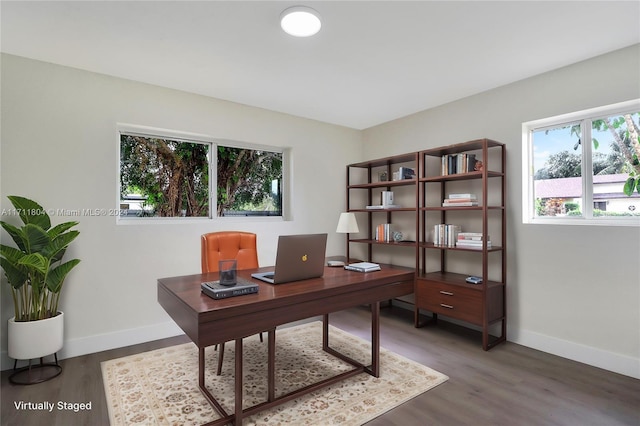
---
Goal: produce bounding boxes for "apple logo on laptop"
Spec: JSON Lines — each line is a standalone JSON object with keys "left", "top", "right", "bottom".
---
{"left": 302, "top": 254, "right": 308, "bottom": 262}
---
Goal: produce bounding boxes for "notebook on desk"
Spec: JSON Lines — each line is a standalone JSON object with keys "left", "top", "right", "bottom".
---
{"left": 251, "top": 233, "right": 327, "bottom": 284}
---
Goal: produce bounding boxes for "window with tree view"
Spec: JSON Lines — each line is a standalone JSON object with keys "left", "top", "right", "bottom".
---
{"left": 523, "top": 100, "right": 640, "bottom": 225}
{"left": 119, "top": 130, "right": 283, "bottom": 219}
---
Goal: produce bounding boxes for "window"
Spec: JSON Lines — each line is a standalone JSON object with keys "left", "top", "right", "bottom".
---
{"left": 118, "top": 125, "right": 285, "bottom": 220}
{"left": 522, "top": 100, "right": 640, "bottom": 226}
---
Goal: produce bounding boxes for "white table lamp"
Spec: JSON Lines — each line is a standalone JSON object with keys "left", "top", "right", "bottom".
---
{"left": 332, "top": 212, "right": 359, "bottom": 266}
{"left": 336, "top": 212, "right": 359, "bottom": 234}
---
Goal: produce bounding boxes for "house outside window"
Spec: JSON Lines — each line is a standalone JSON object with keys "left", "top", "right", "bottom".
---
{"left": 522, "top": 100, "right": 640, "bottom": 226}
{"left": 118, "top": 125, "right": 286, "bottom": 221}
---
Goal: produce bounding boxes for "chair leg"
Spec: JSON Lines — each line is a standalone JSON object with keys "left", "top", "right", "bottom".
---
{"left": 216, "top": 333, "right": 263, "bottom": 376}
{"left": 216, "top": 342, "right": 225, "bottom": 376}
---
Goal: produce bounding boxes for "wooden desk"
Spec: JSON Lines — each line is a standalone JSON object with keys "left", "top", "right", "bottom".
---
{"left": 158, "top": 265, "right": 414, "bottom": 425}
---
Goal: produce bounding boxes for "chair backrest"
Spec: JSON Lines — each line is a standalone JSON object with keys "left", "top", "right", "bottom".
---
{"left": 201, "top": 231, "right": 259, "bottom": 273}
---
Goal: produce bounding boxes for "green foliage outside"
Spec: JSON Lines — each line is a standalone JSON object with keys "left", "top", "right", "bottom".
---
{"left": 534, "top": 113, "right": 639, "bottom": 185}
{"left": 120, "top": 135, "right": 282, "bottom": 217}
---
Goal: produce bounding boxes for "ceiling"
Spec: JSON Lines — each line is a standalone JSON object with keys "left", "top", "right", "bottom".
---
{"left": 2, "top": 1, "right": 639, "bottom": 130}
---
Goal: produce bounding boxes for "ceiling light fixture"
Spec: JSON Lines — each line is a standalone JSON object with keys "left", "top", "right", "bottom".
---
{"left": 280, "top": 6, "right": 322, "bottom": 37}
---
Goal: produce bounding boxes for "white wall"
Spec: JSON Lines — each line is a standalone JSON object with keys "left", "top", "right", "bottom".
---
{"left": 362, "top": 44, "right": 640, "bottom": 378}
{"left": 0, "top": 54, "right": 362, "bottom": 368}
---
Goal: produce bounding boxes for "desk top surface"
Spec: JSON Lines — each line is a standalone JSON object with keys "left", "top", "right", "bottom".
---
{"left": 158, "top": 264, "right": 414, "bottom": 315}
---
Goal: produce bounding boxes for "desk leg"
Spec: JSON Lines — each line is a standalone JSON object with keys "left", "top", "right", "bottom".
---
{"left": 371, "top": 301, "right": 380, "bottom": 378}
{"left": 268, "top": 329, "right": 276, "bottom": 402}
{"left": 322, "top": 313, "right": 329, "bottom": 350}
{"left": 199, "top": 347, "right": 205, "bottom": 387}
{"left": 235, "top": 338, "right": 243, "bottom": 425}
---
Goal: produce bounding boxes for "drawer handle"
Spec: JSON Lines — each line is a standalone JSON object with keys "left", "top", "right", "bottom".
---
{"left": 439, "top": 291, "right": 454, "bottom": 296}
{"left": 440, "top": 303, "right": 454, "bottom": 309}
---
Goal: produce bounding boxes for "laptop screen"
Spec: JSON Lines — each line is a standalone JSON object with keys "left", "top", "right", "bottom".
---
{"left": 252, "top": 233, "right": 327, "bottom": 284}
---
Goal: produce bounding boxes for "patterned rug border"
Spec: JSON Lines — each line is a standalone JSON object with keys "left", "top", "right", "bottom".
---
{"left": 101, "top": 321, "right": 448, "bottom": 425}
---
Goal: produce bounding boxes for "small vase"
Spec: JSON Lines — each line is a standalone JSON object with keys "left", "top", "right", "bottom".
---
{"left": 8, "top": 312, "right": 64, "bottom": 360}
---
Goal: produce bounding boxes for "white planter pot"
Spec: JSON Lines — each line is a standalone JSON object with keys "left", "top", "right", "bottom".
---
{"left": 8, "top": 312, "right": 64, "bottom": 360}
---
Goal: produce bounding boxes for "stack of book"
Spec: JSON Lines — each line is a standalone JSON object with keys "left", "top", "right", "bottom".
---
{"left": 456, "top": 232, "right": 491, "bottom": 250}
{"left": 441, "top": 153, "right": 477, "bottom": 175}
{"left": 442, "top": 193, "right": 478, "bottom": 207}
{"left": 433, "top": 224, "right": 461, "bottom": 247}
{"left": 344, "top": 261, "right": 381, "bottom": 272}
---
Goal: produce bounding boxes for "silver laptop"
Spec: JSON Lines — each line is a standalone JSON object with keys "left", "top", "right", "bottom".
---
{"left": 251, "top": 233, "right": 327, "bottom": 284}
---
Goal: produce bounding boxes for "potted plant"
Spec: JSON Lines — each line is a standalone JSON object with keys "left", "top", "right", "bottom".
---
{"left": 0, "top": 196, "right": 80, "bottom": 381}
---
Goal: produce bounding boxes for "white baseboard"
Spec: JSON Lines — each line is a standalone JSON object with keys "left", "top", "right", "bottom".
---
{"left": 410, "top": 302, "right": 639, "bottom": 379}
{"left": 1, "top": 321, "right": 184, "bottom": 371}
{"left": 509, "top": 328, "right": 640, "bottom": 379}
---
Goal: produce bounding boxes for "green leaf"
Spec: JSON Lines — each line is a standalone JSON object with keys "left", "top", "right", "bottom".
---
{"left": 46, "top": 259, "right": 81, "bottom": 293}
{"left": 623, "top": 177, "right": 636, "bottom": 196}
{"left": 17, "top": 252, "right": 49, "bottom": 275}
{"left": 22, "top": 224, "right": 51, "bottom": 254}
{"left": 0, "top": 221, "right": 28, "bottom": 252}
{"left": 0, "top": 256, "right": 28, "bottom": 289}
{"left": 47, "top": 221, "right": 79, "bottom": 239}
{"left": 7, "top": 196, "right": 51, "bottom": 230}
{"left": 43, "top": 230, "right": 80, "bottom": 261}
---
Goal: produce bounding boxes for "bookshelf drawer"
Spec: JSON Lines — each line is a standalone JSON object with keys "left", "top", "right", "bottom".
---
{"left": 416, "top": 280, "right": 482, "bottom": 324}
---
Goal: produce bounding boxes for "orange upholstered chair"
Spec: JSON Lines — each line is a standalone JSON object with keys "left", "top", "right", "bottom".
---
{"left": 201, "top": 231, "right": 261, "bottom": 374}
{"left": 201, "top": 231, "right": 259, "bottom": 274}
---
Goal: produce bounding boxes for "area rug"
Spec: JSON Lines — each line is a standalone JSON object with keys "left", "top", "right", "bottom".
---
{"left": 101, "top": 321, "right": 448, "bottom": 425}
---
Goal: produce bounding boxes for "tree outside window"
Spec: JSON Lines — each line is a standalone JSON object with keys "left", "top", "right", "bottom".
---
{"left": 119, "top": 132, "right": 283, "bottom": 219}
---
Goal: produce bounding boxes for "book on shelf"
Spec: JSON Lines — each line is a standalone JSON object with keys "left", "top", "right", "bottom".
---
{"left": 442, "top": 201, "right": 478, "bottom": 207}
{"left": 376, "top": 223, "right": 393, "bottom": 242}
{"left": 448, "top": 193, "right": 476, "bottom": 199}
{"left": 440, "top": 153, "right": 477, "bottom": 175}
{"left": 433, "top": 223, "right": 461, "bottom": 247}
{"left": 456, "top": 240, "right": 492, "bottom": 249}
{"left": 201, "top": 278, "right": 259, "bottom": 299}
{"left": 443, "top": 193, "right": 478, "bottom": 206}
{"left": 398, "top": 167, "right": 416, "bottom": 179}
{"left": 366, "top": 204, "right": 401, "bottom": 209}
{"left": 458, "top": 232, "right": 489, "bottom": 241}
{"left": 381, "top": 191, "right": 394, "bottom": 206}
{"left": 344, "top": 262, "right": 381, "bottom": 273}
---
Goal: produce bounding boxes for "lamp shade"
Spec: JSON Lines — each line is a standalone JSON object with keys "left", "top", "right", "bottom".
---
{"left": 336, "top": 212, "right": 359, "bottom": 233}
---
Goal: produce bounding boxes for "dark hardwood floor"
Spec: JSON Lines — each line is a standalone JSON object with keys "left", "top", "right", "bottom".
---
{"left": 2, "top": 306, "right": 639, "bottom": 426}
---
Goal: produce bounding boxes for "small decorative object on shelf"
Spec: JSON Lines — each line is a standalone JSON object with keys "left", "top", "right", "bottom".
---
{"left": 465, "top": 276, "right": 483, "bottom": 284}
{"left": 378, "top": 171, "right": 388, "bottom": 182}
{"left": 393, "top": 231, "right": 403, "bottom": 242}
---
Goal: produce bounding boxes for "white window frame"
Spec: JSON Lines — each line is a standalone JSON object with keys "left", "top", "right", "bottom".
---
{"left": 522, "top": 99, "right": 640, "bottom": 227}
{"left": 117, "top": 124, "right": 290, "bottom": 224}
